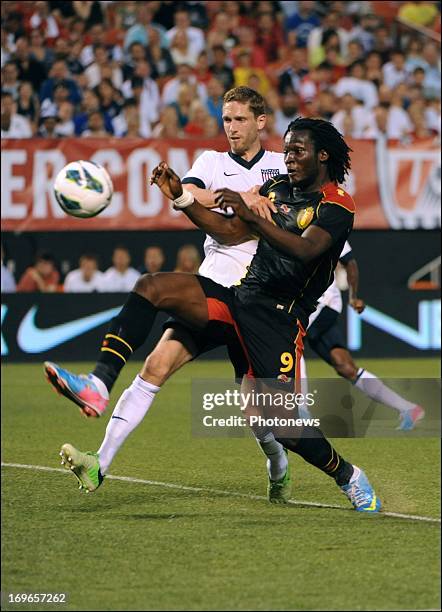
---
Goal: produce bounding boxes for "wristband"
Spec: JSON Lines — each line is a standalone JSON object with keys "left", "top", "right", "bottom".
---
{"left": 173, "top": 189, "right": 195, "bottom": 209}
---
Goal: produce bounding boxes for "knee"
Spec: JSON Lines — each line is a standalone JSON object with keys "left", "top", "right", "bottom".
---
{"left": 142, "top": 351, "right": 174, "bottom": 385}
{"left": 134, "top": 273, "right": 160, "bottom": 305}
{"left": 333, "top": 359, "right": 358, "bottom": 380}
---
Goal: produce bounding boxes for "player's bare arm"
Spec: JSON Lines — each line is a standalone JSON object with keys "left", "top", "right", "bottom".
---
{"left": 343, "top": 258, "right": 365, "bottom": 313}
{"left": 215, "top": 188, "right": 333, "bottom": 263}
{"left": 151, "top": 162, "right": 253, "bottom": 246}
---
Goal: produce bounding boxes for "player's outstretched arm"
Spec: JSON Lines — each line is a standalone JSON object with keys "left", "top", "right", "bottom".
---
{"left": 342, "top": 258, "right": 365, "bottom": 313}
{"left": 215, "top": 188, "right": 333, "bottom": 263}
{"left": 150, "top": 162, "right": 253, "bottom": 246}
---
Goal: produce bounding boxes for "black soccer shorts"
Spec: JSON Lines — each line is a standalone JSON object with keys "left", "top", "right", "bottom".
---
{"left": 307, "top": 306, "right": 347, "bottom": 364}
{"left": 171, "top": 275, "right": 307, "bottom": 390}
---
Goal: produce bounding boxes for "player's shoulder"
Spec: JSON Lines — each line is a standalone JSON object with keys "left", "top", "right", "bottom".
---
{"left": 261, "top": 173, "right": 290, "bottom": 194}
{"left": 320, "top": 183, "right": 355, "bottom": 213}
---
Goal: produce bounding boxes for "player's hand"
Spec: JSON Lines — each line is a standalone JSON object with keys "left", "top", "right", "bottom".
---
{"left": 241, "top": 186, "right": 277, "bottom": 222}
{"left": 350, "top": 298, "right": 365, "bottom": 313}
{"left": 150, "top": 162, "right": 183, "bottom": 200}
{"left": 214, "top": 188, "right": 255, "bottom": 223}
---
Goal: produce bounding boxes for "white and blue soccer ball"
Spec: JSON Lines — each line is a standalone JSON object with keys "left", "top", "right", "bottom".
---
{"left": 54, "top": 160, "right": 113, "bottom": 218}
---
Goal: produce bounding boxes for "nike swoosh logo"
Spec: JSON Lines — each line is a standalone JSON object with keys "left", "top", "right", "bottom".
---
{"left": 224, "top": 172, "right": 239, "bottom": 176}
{"left": 17, "top": 306, "right": 121, "bottom": 353}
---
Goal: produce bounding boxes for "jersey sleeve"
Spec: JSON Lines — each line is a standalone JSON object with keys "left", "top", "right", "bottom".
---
{"left": 313, "top": 202, "right": 354, "bottom": 243}
{"left": 339, "top": 240, "right": 354, "bottom": 263}
{"left": 182, "top": 150, "right": 217, "bottom": 190}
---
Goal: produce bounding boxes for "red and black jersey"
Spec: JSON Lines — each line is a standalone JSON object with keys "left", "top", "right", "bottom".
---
{"left": 234, "top": 174, "right": 355, "bottom": 327}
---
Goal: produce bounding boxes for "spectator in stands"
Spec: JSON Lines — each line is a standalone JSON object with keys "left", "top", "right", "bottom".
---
{"left": 1, "top": 245, "right": 16, "bottom": 293}
{"left": 256, "top": 12, "right": 285, "bottom": 63}
{"left": 371, "top": 25, "right": 394, "bottom": 63}
{"left": 1, "top": 26, "right": 14, "bottom": 68}
{"left": 122, "top": 63, "right": 160, "bottom": 137}
{"left": 13, "top": 36, "right": 47, "bottom": 93}
{"left": 29, "top": 28, "right": 54, "bottom": 72}
{"left": 206, "top": 12, "right": 236, "bottom": 51}
{"left": 72, "top": 0, "right": 104, "bottom": 29}
{"left": 404, "top": 38, "right": 425, "bottom": 73}
{"left": 278, "top": 46, "right": 309, "bottom": 95}
{"left": 122, "top": 42, "right": 147, "bottom": 81}
{"left": 174, "top": 244, "right": 201, "bottom": 274}
{"left": 95, "top": 79, "right": 122, "bottom": 121}
{"left": 64, "top": 254, "right": 104, "bottom": 292}
{"left": 345, "top": 39, "right": 365, "bottom": 65}
{"left": 194, "top": 51, "right": 213, "bottom": 85}
{"left": 421, "top": 42, "right": 441, "bottom": 98}
{"left": 425, "top": 97, "right": 441, "bottom": 135}
{"left": 16, "top": 81, "right": 39, "bottom": 129}
{"left": 85, "top": 43, "right": 123, "bottom": 90}
{"left": 1, "top": 91, "right": 32, "bottom": 138}
{"left": 307, "top": 10, "right": 349, "bottom": 64}
{"left": 382, "top": 49, "right": 408, "bottom": 90}
{"left": 170, "top": 29, "right": 199, "bottom": 68}
{"left": 17, "top": 252, "right": 60, "bottom": 293}
{"left": 139, "top": 246, "right": 165, "bottom": 274}
{"left": 285, "top": 0, "right": 321, "bottom": 48}
{"left": 231, "top": 27, "right": 266, "bottom": 69}
{"left": 37, "top": 105, "right": 59, "bottom": 137}
{"left": 184, "top": 99, "right": 210, "bottom": 136}
{"left": 2, "top": 61, "right": 20, "bottom": 98}
{"left": 29, "top": 1, "right": 60, "bottom": 47}
{"left": 331, "top": 93, "right": 376, "bottom": 138}
{"left": 299, "top": 61, "right": 334, "bottom": 105}
{"left": 73, "top": 89, "right": 111, "bottom": 135}
{"left": 169, "top": 82, "right": 195, "bottom": 128}
{"left": 317, "top": 89, "right": 338, "bottom": 120}
{"left": 203, "top": 115, "right": 220, "bottom": 137}
{"left": 151, "top": 105, "right": 183, "bottom": 138}
{"left": 80, "top": 23, "right": 124, "bottom": 69}
{"left": 56, "top": 101, "right": 75, "bottom": 137}
{"left": 124, "top": 3, "right": 168, "bottom": 51}
{"left": 162, "top": 62, "right": 207, "bottom": 106}
{"left": 39, "top": 59, "right": 82, "bottom": 106}
{"left": 274, "top": 89, "right": 300, "bottom": 136}
{"left": 209, "top": 45, "right": 234, "bottom": 92}
{"left": 114, "top": 1, "right": 138, "bottom": 31}
{"left": 145, "top": 27, "right": 175, "bottom": 80}
{"left": 100, "top": 246, "right": 140, "bottom": 292}
{"left": 81, "top": 109, "right": 110, "bottom": 137}
{"left": 233, "top": 50, "right": 270, "bottom": 95}
{"left": 167, "top": 7, "right": 205, "bottom": 58}
{"left": 334, "top": 60, "right": 378, "bottom": 109}
{"left": 364, "top": 50, "right": 383, "bottom": 87}
{"left": 205, "top": 76, "right": 224, "bottom": 129}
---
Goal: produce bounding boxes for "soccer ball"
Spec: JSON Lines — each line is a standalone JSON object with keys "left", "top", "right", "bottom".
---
{"left": 54, "top": 160, "right": 113, "bottom": 218}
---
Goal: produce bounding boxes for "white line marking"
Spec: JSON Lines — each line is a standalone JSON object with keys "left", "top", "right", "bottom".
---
{"left": 2, "top": 462, "right": 440, "bottom": 524}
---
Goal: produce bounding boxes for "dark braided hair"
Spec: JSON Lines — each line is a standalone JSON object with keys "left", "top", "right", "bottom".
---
{"left": 284, "top": 117, "right": 352, "bottom": 184}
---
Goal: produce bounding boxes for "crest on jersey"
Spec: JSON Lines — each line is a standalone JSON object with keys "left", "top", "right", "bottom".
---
{"left": 261, "top": 168, "right": 280, "bottom": 182}
{"left": 297, "top": 206, "right": 314, "bottom": 229}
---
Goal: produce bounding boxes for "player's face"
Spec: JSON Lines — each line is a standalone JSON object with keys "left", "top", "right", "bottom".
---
{"left": 222, "top": 101, "right": 265, "bottom": 155}
{"left": 283, "top": 130, "right": 327, "bottom": 190}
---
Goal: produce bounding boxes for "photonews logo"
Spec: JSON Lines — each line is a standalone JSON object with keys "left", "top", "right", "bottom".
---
{"left": 13, "top": 306, "right": 121, "bottom": 354}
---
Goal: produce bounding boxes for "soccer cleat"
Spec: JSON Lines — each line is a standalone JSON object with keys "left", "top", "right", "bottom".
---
{"left": 397, "top": 405, "right": 425, "bottom": 431}
{"left": 59, "top": 443, "right": 104, "bottom": 492}
{"left": 44, "top": 362, "right": 108, "bottom": 417}
{"left": 340, "top": 466, "right": 381, "bottom": 513}
{"left": 268, "top": 453, "right": 291, "bottom": 504}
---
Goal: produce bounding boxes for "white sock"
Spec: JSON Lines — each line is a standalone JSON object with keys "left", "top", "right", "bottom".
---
{"left": 255, "top": 432, "right": 288, "bottom": 481}
{"left": 98, "top": 375, "right": 160, "bottom": 474}
{"left": 354, "top": 369, "right": 416, "bottom": 414}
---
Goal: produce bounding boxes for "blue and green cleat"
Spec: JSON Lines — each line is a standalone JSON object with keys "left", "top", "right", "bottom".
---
{"left": 60, "top": 443, "right": 104, "bottom": 493}
{"left": 340, "top": 465, "right": 381, "bottom": 513}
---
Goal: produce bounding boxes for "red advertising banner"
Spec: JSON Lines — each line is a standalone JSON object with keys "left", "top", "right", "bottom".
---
{"left": 1, "top": 137, "right": 440, "bottom": 231}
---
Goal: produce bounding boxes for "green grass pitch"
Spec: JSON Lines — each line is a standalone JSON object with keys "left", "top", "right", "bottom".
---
{"left": 2, "top": 358, "right": 440, "bottom": 611}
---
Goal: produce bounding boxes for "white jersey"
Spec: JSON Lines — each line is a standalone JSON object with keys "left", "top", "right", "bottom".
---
{"left": 182, "top": 149, "right": 286, "bottom": 287}
{"left": 308, "top": 241, "right": 353, "bottom": 327}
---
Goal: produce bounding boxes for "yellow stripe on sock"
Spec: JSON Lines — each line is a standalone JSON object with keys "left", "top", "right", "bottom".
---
{"left": 105, "top": 334, "right": 133, "bottom": 353}
{"left": 101, "top": 347, "right": 127, "bottom": 363}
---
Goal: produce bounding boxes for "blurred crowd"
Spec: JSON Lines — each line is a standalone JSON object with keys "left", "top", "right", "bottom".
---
{"left": 1, "top": 0, "right": 441, "bottom": 142}
{"left": 1, "top": 243, "right": 202, "bottom": 293}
